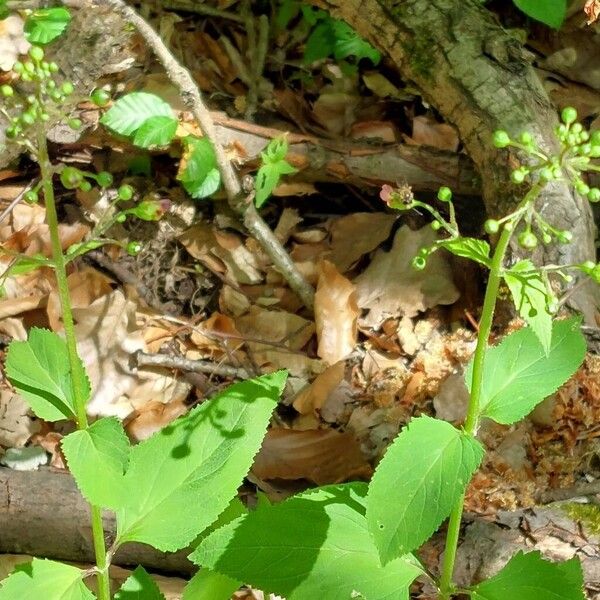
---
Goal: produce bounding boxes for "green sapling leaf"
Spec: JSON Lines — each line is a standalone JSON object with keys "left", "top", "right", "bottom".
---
{"left": 116, "top": 371, "right": 286, "bottom": 552}
{"left": 132, "top": 115, "right": 178, "bottom": 149}
{"left": 255, "top": 138, "right": 297, "bottom": 207}
{"left": 0, "top": 558, "right": 94, "bottom": 600}
{"left": 5, "top": 328, "right": 90, "bottom": 421}
{"left": 470, "top": 551, "right": 585, "bottom": 600}
{"left": 100, "top": 93, "right": 173, "bottom": 137}
{"left": 439, "top": 237, "right": 491, "bottom": 267}
{"left": 24, "top": 7, "right": 72, "bottom": 44}
{"left": 62, "top": 417, "right": 130, "bottom": 510}
{"left": 191, "top": 483, "right": 422, "bottom": 600}
{"left": 465, "top": 317, "right": 586, "bottom": 425}
{"left": 114, "top": 565, "right": 165, "bottom": 600}
{"left": 177, "top": 136, "right": 221, "bottom": 199}
{"left": 512, "top": 0, "right": 567, "bottom": 29}
{"left": 503, "top": 259, "right": 553, "bottom": 354}
{"left": 182, "top": 569, "right": 240, "bottom": 600}
{"left": 366, "top": 415, "right": 483, "bottom": 563}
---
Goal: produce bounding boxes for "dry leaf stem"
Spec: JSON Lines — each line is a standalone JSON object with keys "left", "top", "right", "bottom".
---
{"left": 105, "top": 0, "right": 315, "bottom": 311}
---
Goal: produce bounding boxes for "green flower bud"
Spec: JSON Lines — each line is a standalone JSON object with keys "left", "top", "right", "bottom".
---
{"left": 590, "top": 146, "right": 600, "bottom": 158}
{"left": 90, "top": 88, "right": 111, "bottom": 107}
{"left": 12, "top": 61, "right": 24, "bottom": 74}
{"left": 580, "top": 260, "right": 596, "bottom": 272}
{"left": 20, "top": 112, "right": 35, "bottom": 126}
{"left": 557, "top": 230, "right": 573, "bottom": 244}
{"left": 68, "top": 118, "right": 82, "bottom": 130}
{"left": 61, "top": 81, "right": 74, "bottom": 95}
{"left": 561, "top": 106, "right": 577, "bottom": 125}
{"left": 24, "top": 190, "right": 38, "bottom": 204}
{"left": 519, "top": 131, "right": 533, "bottom": 145}
{"left": 117, "top": 184, "right": 134, "bottom": 201}
{"left": 21, "top": 72, "right": 32, "bottom": 82}
{"left": 0, "top": 85, "right": 13, "bottom": 97}
{"left": 116, "top": 213, "right": 127, "bottom": 223}
{"left": 411, "top": 256, "right": 427, "bottom": 271}
{"left": 579, "top": 143, "right": 592, "bottom": 156}
{"left": 60, "top": 166, "right": 83, "bottom": 189}
{"left": 79, "top": 181, "right": 92, "bottom": 192}
{"left": 542, "top": 233, "right": 552, "bottom": 244}
{"left": 539, "top": 167, "right": 554, "bottom": 181}
{"left": 572, "top": 123, "right": 583, "bottom": 135}
{"left": 430, "top": 220, "right": 442, "bottom": 231}
{"left": 126, "top": 241, "right": 142, "bottom": 256}
{"left": 437, "top": 186, "right": 452, "bottom": 202}
{"left": 484, "top": 219, "right": 499, "bottom": 234}
{"left": 96, "top": 171, "right": 113, "bottom": 187}
{"left": 130, "top": 199, "right": 166, "bottom": 221}
{"left": 492, "top": 130, "right": 511, "bottom": 148}
{"left": 555, "top": 124, "right": 567, "bottom": 139}
{"left": 40, "top": 112, "right": 50, "bottom": 121}
{"left": 29, "top": 46, "right": 44, "bottom": 62}
{"left": 511, "top": 168, "right": 527, "bottom": 184}
{"left": 5, "top": 126, "right": 18, "bottom": 139}
{"left": 575, "top": 180, "right": 590, "bottom": 195}
{"left": 47, "top": 79, "right": 56, "bottom": 89}
{"left": 24, "top": 61, "right": 35, "bottom": 74}
{"left": 588, "top": 188, "right": 600, "bottom": 203}
{"left": 518, "top": 231, "right": 538, "bottom": 249}
{"left": 503, "top": 220, "right": 514, "bottom": 232}
{"left": 48, "top": 62, "right": 59, "bottom": 73}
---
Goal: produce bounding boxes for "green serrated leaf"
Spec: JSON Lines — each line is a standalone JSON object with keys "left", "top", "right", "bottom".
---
{"left": 62, "top": 417, "right": 130, "bottom": 509}
{"left": 0, "top": 558, "right": 94, "bottom": 600}
{"left": 465, "top": 317, "right": 586, "bottom": 425}
{"left": 5, "top": 328, "right": 89, "bottom": 421}
{"left": 114, "top": 566, "right": 165, "bottom": 600}
{"left": 439, "top": 237, "right": 491, "bottom": 267}
{"left": 182, "top": 569, "right": 240, "bottom": 600}
{"left": 470, "top": 551, "right": 585, "bottom": 600}
{"left": 504, "top": 259, "right": 552, "bottom": 354}
{"left": 191, "top": 483, "right": 422, "bottom": 600}
{"left": 116, "top": 371, "right": 286, "bottom": 552}
{"left": 100, "top": 93, "right": 173, "bottom": 137}
{"left": 177, "top": 136, "right": 221, "bottom": 199}
{"left": 513, "top": 0, "right": 567, "bottom": 28}
{"left": 24, "top": 7, "right": 71, "bottom": 44}
{"left": 132, "top": 115, "right": 178, "bottom": 149}
{"left": 366, "top": 416, "right": 483, "bottom": 562}
{"left": 255, "top": 161, "right": 297, "bottom": 208}
{"left": 332, "top": 20, "right": 380, "bottom": 64}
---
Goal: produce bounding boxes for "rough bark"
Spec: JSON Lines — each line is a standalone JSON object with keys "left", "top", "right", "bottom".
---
{"left": 308, "top": 0, "right": 599, "bottom": 322}
{"left": 0, "top": 468, "right": 194, "bottom": 574}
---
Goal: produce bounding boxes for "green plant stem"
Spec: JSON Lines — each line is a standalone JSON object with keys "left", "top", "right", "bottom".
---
{"left": 37, "top": 129, "right": 111, "bottom": 600}
{"left": 437, "top": 184, "right": 542, "bottom": 599}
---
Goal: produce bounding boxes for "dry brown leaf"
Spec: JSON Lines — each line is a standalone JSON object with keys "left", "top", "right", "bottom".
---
{"left": 350, "top": 121, "right": 398, "bottom": 143}
{"left": 315, "top": 261, "right": 358, "bottom": 364}
{"left": 329, "top": 212, "right": 396, "bottom": 272}
{"left": 585, "top": 0, "right": 600, "bottom": 23}
{"left": 0, "top": 388, "right": 40, "bottom": 447}
{"left": 73, "top": 291, "right": 190, "bottom": 417}
{"left": 354, "top": 225, "right": 460, "bottom": 328}
{"left": 253, "top": 428, "right": 372, "bottom": 485}
{"left": 125, "top": 399, "right": 189, "bottom": 442}
{"left": 189, "top": 311, "right": 245, "bottom": 360}
{"left": 293, "top": 361, "right": 345, "bottom": 415}
{"left": 408, "top": 115, "right": 460, "bottom": 152}
{"left": 179, "top": 223, "right": 262, "bottom": 284}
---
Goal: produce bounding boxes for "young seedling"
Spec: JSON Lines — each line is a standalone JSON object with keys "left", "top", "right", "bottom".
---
{"left": 0, "top": 39, "right": 286, "bottom": 600}
{"left": 189, "top": 108, "right": 599, "bottom": 599}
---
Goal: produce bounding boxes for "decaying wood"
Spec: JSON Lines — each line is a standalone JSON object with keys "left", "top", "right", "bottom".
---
{"left": 0, "top": 467, "right": 194, "bottom": 574}
{"left": 308, "top": 0, "right": 600, "bottom": 323}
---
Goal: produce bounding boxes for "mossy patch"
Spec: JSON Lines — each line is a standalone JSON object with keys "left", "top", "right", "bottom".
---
{"left": 562, "top": 502, "right": 600, "bottom": 535}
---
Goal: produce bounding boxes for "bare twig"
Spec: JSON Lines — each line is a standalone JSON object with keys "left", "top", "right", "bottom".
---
{"left": 160, "top": 0, "right": 244, "bottom": 23}
{"left": 134, "top": 350, "right": 251, "bottom": 380}
{"left": 105, "top": 0, "right": 315, "bottom": 311}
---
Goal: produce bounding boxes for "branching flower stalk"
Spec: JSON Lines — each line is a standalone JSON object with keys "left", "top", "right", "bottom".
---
{"left": 383, "top": 106, "right": 600, "bottom": 599}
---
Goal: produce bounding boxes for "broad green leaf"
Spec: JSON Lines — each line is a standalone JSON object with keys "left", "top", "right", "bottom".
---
{"left": 0, "top": 558, "right": 94, "bottom": 600}
{"left": 504, "top": 259, "right": 552, "bottom": 354}
{"left": 5, "top": 328, "right": 90, "bottom": 421}
{"left": 1, "top": 254, "right": 50, "bottom": 277}
{"left": 439, "top": 237, "right": 491, "bottom": 267}
{"left": 191, "top": 483, "right": 422, "bottom": 600}
{"left": 62, "top": 417, "right": 130, "bottom": 509}
{"left": 177, "top": 136, "right": 221, "bottom": 199}
{"left": 255, "top": 160, "right": 297, "bottom": 208}
{"left": 465, "top": 317, "right": 586, "bottom": 425}
{"left": 304, "top": 20, "right": 336, "bottom": 63}
{"left": 24, "top": 7, "right": 71, "bottom": 44}
{"left": 116, "top": 371, "right": 286, "bottom": 551}
{"left": 0, "top": 0, "right": 8, "bottom": 20}
{"left": 513, "top": 0, "right": 567, "bottom": 28}
{"left": 332, "top": 20, "right": 380, "bottom": 64}
{"left": 132, "top": 115, "right": 178, "bottom": 148}
{"left": 470, "top": 551, "right": 584, "bottom": 600}
{"left": 100, "top": 93, "right": 173, "bottom": 137}
{"left": 114, "top": 566, "right": 165, "bottom": 600}
{"left": 367, "top": 416, "right": 483, "bottom": 563}
{"left": 182, "top": 569, "right": 240, "bottom": 600}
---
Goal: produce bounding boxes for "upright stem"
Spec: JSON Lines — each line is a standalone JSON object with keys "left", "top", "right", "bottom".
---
{"left": 37, "top": 130, "right": 111, "bottom": 600}
{"left": 437, "top": 185, "right": 543, "bottom": 599}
